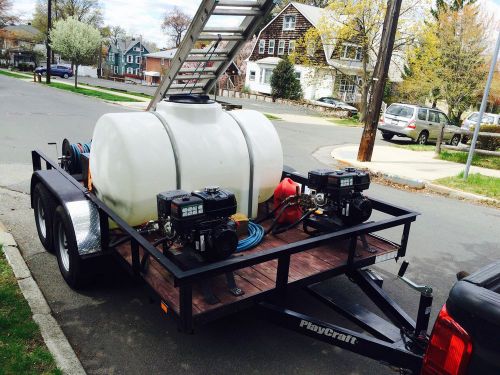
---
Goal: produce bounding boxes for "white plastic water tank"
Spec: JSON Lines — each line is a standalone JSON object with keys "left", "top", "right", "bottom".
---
{"left": 89, "top": 99, "right": 283, "bottom": 226}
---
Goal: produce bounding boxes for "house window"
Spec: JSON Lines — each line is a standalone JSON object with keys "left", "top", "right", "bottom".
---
{"left": 135, "top": 68, "right": 140, "bottom": 75}
{"left": 161, "top": 58, "right": 165, "bottom": 65}
{"left": 135, "top": 56, "right": 142, "bottom": 64}
{"left": 288, "top": 40, "right": 296, "bottom": 54}
{"left": 342, "top": 44, "right": 363, "bottom": 61}
{"left": 113, "top": 66, "right": 118, "bottom": 74}
{"left": 258, "top": 40, "right": 265, "bottom": 54}
{"left": 261, "top": 68, "right": 273, "bottom": 84}
{"left": 134, "top": 47, "right": 144, "bottom": 52}
{"left": 283, "top": 15, "right": 296, "bottom": 30}
{"left": 338, "top": 74, "right": 357, "bottom": 93}
{"left": 126, "top": 67, "right": 133, "bottom": 74}
{"left": 249, "top": 70, "right": 256, "bottom": 81}
{"left": 278, "top": 40, "right": 285, "bottom": 55}
{"left": 268, "top": 39, "right": 275, "bottom": 54}
{"left": 294, "top": 71, "right": 301, "bottom": 80}
{"left": 127, "top": 55, "right": 133, "bottom": 63}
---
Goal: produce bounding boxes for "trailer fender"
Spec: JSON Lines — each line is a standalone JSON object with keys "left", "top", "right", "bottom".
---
{"left": 31, "top": 170, "right": 101, "bottom": 256}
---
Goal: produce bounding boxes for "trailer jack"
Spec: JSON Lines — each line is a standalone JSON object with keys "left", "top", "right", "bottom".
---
{"left": 260, "top": 265, "right": 433, "bottom": 374}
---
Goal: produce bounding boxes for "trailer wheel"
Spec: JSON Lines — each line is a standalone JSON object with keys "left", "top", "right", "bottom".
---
{"left": 53, "top": 206, "right": 91, "bottom": 289}
{"left": 33, "top": 183, "right": 57, "bottom": 252}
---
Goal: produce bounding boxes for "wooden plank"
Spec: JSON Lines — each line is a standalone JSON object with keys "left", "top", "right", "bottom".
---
{"left": 236, "top": 266, "right": 275, "bottom": 291}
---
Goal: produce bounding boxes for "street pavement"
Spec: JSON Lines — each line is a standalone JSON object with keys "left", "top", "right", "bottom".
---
{"left": 1, "top": 74, "right": 499, "bottom": 375}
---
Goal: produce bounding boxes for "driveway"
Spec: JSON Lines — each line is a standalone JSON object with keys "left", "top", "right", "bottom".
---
{"left": 1, "top": 74, "right": 499, "bottom": 375}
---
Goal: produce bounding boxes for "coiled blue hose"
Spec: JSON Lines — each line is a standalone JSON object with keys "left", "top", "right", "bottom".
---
{"left": 237, "top": 221, "right": 264, "bottom": 252}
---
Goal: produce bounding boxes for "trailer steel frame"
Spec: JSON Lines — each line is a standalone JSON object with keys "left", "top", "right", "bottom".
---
{"left": 32, "top": 149, "right": 429, "bottom": 373}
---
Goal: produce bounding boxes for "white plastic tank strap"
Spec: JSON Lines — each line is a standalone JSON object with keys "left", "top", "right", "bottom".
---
{"left": 225, "top": 111, "right": 255, "bottom": 217}
{"left": 151, "top": 111, "right": 181, "bottom": 189}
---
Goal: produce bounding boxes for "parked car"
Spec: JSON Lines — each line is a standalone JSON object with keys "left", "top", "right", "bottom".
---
{"left": 460, "top": 112, "right": 500, "bottom": 143}
{"left": 313, "top": 97, "right": 358, "bottom": 116}
{"left": 35, "top": 65, "right": 73, "bottom": 79}
{"left": 378, "top": 103, "right": 463, "bottom": 145}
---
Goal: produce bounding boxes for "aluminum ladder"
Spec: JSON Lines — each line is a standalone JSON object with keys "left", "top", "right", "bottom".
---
{"left": 147, "top": 0, "right": 279, "bottom": 110}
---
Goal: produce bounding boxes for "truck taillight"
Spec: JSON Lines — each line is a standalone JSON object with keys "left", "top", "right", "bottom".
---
{"left": 421, "top": 304, "right": 472, "bottom": 375}
{"left": 407, "top": 120, "right": 416, "bottom": 129}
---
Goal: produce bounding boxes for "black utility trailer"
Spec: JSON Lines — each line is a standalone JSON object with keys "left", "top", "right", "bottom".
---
{"left": 31, "top": 150, "right": 433, "bottom": 374}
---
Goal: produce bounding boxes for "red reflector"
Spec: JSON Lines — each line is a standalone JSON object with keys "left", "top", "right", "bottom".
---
{"left": 407, "top": 121, "right": 416, "bottom": 129}
{"left": 421, "top": 304, "right": 472, "bottom": 375}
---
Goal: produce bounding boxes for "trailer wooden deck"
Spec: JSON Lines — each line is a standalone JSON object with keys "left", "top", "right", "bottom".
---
{"left": 116, "top": 226, "right": 398, "bottom": 319}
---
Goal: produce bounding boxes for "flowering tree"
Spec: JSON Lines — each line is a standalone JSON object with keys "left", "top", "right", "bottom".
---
{"left": 50, "top": 17, "right": 101, "bottom": 88}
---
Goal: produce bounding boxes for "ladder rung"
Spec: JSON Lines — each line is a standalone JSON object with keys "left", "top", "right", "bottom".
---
{"left": 190, "top": 48, "right": 230, "bottom": 54}
{"left": 203, "top": 26, "right": 244, "bottom": 33}
{"left": 213, "top": 8, "right": 262, "bottom": 16}
{"left": 170, "top": 83, "right": 206, "bottom": 89}
{"left": 166, "top": 89, "right": 205, "bottom": 95}
{"left": 198, "top": 33, "right": 245, "bottom": 41}
{"left": 186, "top": 56, "right": 228, "bottom": 62}
{"left": 217, "top": 0, "right": 261, "bottom": 6}
{"left": 175, "top": 74, "right": 215, "bottom": 80}
{"left": 179, "top": 67, "right": 218, "bottom": 73}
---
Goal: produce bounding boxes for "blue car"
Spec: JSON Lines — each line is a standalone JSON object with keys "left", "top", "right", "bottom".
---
{"left": 35, "top": 65, "right": 73, "bottom": 79}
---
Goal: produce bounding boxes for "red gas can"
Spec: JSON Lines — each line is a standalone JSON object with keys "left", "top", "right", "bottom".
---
{"left": 273, "top": 178, "right": 302, "bottom": 225}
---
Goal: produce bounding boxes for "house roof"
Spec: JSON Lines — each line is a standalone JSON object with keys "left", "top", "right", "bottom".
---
{"left": 144, "top": 49, "right": 177, "bottom": 59}
{"left": 291, "top": 2, "right": 323, "bottom": 27}
{"left": 2, "top": 24, "right": 41, "bottom": 39}
{"left": 255, "top": 57, "right": 282, "bottom": 65}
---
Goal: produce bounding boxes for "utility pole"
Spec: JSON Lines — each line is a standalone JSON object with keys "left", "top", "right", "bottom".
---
{"left": 46, "top": 0, "right": 52, "bottom": 84}
{"left": 357, "top": 0, "right": 403, "bottom": 162}
{"left": 463, "top": 30, "right": 500, "bottom": 179}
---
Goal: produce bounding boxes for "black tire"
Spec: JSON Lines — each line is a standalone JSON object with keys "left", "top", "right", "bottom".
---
{"left": 382, "top": 132, "right": 394, "bottom": 141}
{"left": 53, "top": 206, "right": 92, "bottom": 289}
{"left": 63, "top": 73, "right": 69, "bottom": 79}
{"left": 33, "top": 183, "right": 57, "bottom": 252}
{"left": 416, "top": 131, "right": 429, "bottom": 145}
{"left": 450, "top": 134, "right": 461, "bottom": 146}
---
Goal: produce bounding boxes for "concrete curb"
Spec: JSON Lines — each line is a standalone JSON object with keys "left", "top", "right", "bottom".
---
{"left": 331, "top": 150, "right": 499, "bottom": 204}
{"left": 0, "top": 228, "right": 86, "bottom": 375}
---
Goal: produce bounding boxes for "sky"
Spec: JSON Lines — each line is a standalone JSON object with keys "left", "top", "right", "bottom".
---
{"left": 10, "top": 0, "right": 500, "bottom": 48}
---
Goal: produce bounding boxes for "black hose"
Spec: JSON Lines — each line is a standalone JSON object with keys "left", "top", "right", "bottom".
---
{"left": 272, "top": 208, "right": 316, "bottom": 235}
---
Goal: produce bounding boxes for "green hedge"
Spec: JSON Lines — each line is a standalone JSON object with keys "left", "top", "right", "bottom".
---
{"left": 469, "top": 124, "right": 500, "bottom": 151}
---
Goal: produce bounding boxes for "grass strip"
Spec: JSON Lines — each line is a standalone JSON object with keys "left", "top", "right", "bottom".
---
{"left": 0, "top": 246, "right": 62, "bottom": 375}
{"left": 264, "top": 113, "right": 282, "bottom": 120}
{"left": 439, "top": 150, "right": 500, "bottom": 171}
{"left": 434, "top": 172, "right": 500, "bottom": 200}
{"left": 0, "top": 69, "right": 31, "bottom": 79}
{"left": 46, "top": 82, "right": 141, "bottom": 102}
{"left": 328, "top": 118, "right": 363, "bottom": 127}
{"left": 393, "top": 144, "right": 435, "bottom": 152}
{"left": 85, "top": 84, "right": 153, "bottom": 99}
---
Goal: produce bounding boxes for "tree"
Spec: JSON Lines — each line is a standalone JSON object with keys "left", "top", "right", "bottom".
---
{"left": 0, "top": 0, "right": 17, "bottom": 25}
{"left": 32, "top": 0, "right": 103, "bottom": 34}
{"left": 161, "top": 7, "right": 191, "bottom": 48}
{"left": 320, "top": 0, "right": 424, "bottom": 121}
{"left": 435, "top": 4, "right": 487, "bottom": 123}
{"left": 50, "top": 17, "right": 101, "bottom": 88}
{"left": 270, "top": 58, "right": 303, "bottom": 100}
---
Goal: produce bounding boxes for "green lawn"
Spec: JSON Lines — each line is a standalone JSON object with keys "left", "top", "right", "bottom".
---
{"left": 0, "top": 69, "right": 31, "bottom": 79}
{"left": 439, "top": 150, "right": 500, "bottom": 171}
{"left": 0, "top": 246, "right": 61, "bottom": 375}
{"left": 264, "top": 113, "right": 282, "bottom": 120}
{"left": 46, "top": 82, "right": 141, "bottom": 102}
{"left": 435, "top": 172, "right": 500, "bottom": 200}
{"left": 328, "top": 118, "right": 363, "bottom": 127}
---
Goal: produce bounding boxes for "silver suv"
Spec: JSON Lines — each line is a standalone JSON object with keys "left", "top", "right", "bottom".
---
{"left": 378, "top": 103, "right": 462, "bottom": 145}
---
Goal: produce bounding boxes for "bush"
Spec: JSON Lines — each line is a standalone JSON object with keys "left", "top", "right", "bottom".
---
{"left": 469, "top": 124, "right": 500, "bottom": 151}
{"left": 270, "top": 58, "right": 302, "bottom": 100}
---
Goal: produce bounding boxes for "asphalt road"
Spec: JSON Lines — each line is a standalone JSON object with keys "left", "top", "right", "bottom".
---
{"left": 1, "top": 74, "right": 499, "bottom": 375}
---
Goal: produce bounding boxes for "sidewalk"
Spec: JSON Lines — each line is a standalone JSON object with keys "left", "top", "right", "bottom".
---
{"left": 331, "top": 145, "right": 499, "bottom": 203}
{"left": 332, "top": 145, "right": 500, "bottom": 181}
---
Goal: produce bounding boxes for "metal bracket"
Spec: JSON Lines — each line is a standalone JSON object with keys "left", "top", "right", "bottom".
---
{"left": 398, "top": 261, "right": 433, "bottom": 296}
